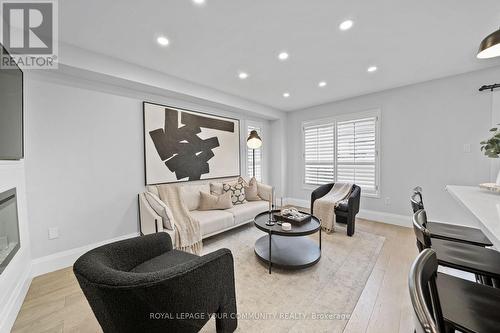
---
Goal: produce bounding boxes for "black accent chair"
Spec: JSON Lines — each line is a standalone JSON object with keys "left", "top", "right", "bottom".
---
{"left": 409, "top": 248, "right": 500, "bottom": 333}
{"left": 311, "top": 183, "right": 360, "bottom": 236}
{"left": 73, "top": 233, "right": 237, "bottom": 333}
{"left": 412, "top": 209, "right": 500, "bottom": 287}
{"left": 410, "top": 187, "right": 492, "bottom": 247}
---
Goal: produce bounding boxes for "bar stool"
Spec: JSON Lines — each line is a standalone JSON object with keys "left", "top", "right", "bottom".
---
{"left": 413, "top": 209, "right": 500, "bottom": 286}
{"left": 409, "top": 248, "right": 500, "bottom": 333}
{"left": 410, "top": 187, "right": 492, "bottom": 247}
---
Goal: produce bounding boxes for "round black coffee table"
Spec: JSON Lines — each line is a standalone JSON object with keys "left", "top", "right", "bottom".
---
{"left": 254, "top": 210, "right": 321, "bottom": 274}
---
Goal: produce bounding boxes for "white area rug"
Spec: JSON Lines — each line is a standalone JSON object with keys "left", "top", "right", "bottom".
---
{"left": 200, "top": 224, "right": 385, "bottom": 332}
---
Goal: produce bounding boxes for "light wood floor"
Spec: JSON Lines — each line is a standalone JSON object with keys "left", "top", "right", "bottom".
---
{"left": 12, "top": 219, "right": 417, "bottom": 333}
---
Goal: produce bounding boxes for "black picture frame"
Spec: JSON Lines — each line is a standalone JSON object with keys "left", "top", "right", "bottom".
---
{"left": 143, "top": 101, "right": 241, "bottom": 185}
{"left": 0, "top": 44, "right": 24, "bottom": 160}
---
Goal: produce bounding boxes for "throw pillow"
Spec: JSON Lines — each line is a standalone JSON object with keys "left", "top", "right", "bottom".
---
{"left": 210, "top": 182, "right": 224, "bottom": 195}
{"left": 199, "top": 191, "right": 233, "bottom": 210}
{"left": 237, "top": 176, "right": 249, "bottom": 186}
{"left": 144, "top": 192, "right": 174, "bottom": 230}
{"left": 223, "top": 182, "right": 247, "bottom": 205}
{"left": 245, "top": 177, "right": 261, "bottom": 201}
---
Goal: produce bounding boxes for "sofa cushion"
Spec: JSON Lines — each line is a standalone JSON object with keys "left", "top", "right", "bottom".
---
{"left": 226, "top": 200, "right": 269, "bottom": 225}
{"left": 199, "top": 191, "right": 233, "bottom": 210}
{"left": 189, "top": 210, "right": 235, "bottom": 236}
{"left": 131, "top": 249, "right": 198, "bottom": 273}
{"left": 178, "top": 183, "right": 210, "bottom": 211}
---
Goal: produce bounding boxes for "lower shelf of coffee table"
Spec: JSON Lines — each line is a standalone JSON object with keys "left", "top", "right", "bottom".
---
{"left": 254, "top": 235, "right": 321, "bottom": 269}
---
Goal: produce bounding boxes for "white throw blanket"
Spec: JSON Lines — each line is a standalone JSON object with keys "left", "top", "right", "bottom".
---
{"left": 313, "top": 183, "right": 353, "bottom": 233}
{"left": 158, "top": 185, "right": 203, "bottom": 255}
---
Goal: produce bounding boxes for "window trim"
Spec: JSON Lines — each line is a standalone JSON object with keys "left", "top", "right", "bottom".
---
{"left": 301, "top": 109, "right": 381, "bottom": 198}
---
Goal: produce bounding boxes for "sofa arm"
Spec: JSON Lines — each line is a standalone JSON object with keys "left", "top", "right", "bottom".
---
{"left": 139, "top": 193, "right": 177, "bottom": 247}
{"left": 257, "top": 183, "right": 273, "bottom": 201}
{"left": 139, "top": 193, "right": 163, "bottom": 235}
{"left": 74, "top": 233, "right": 174, "bottom": 283}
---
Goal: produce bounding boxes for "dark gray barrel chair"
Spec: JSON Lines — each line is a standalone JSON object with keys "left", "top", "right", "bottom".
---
{"left": 311, "top": 183, "right": 361, "bottom": 236}
{"left": 73, "top": 233, "right": 237, "bottom": 333}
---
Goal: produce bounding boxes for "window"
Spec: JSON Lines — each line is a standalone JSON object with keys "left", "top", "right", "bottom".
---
{"left": 304, "top": 123, "right": 335, "bottom": 186}
{"left": 303, "top": 111, "right": 379, "bottom": 197}
{"left": 247, "top": 125, "right": 262, "bottom": 181}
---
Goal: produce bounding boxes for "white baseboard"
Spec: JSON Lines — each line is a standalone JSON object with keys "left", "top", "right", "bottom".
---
{"left": 31, "top": 232, "right": 140, "bottom": 278}
{"left": 284, "top": 197, "right": 411, "bottom": 228}
{"left": 358, "top": 209, "right": 411, "bottom": 228}
{"left": 0, "top": 265, "right": 32, "bottom": 333}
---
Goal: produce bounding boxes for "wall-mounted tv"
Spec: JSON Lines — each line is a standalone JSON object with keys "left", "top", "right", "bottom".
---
{"left": 0, "top": 44, "right": 23, "bottom": 160}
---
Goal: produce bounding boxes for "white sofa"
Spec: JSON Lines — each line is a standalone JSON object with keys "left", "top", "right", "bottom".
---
{"left": 139, "top": 177, "right": 272, "bottom": 247}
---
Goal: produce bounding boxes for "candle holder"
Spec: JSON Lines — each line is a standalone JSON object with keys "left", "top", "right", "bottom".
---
{"left": 265, "top": 217, "right": 276, "bottom": 226}
{"left": 267, "top": 188, "right": 277, "bottom": 225}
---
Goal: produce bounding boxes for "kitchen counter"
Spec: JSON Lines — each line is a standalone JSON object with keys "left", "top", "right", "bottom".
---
{"left": 446, "top": 185, "right": 500, "bottom": 249}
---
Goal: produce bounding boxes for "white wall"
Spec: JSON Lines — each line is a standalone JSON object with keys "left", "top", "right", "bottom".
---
{"left": 25, "top": 72, "right": 274, "bottom": 259}
{"left": 490, "top": 91, "right": 500, "bottom": 181}
{"left": 0, "top": 162, "right": 32, "bottom": 332}
{"left": 269, "top": 118, "right": 288, "bottom": 198}
{"left": 286, "top": 66, "right": 500, "bottom": 226}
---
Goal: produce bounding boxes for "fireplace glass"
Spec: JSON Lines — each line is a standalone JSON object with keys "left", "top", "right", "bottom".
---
{"left": 0, "top": 188, "right": 20, "bottom": 274}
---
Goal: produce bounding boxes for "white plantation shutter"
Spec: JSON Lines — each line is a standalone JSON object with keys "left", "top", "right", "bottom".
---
{"left": 247, "top": 125, "right": 262, "bottom": 181}
{"left": 337, "top": 116, "right": 378, "bottom": 194}
{"left": 304, "top": 123, "right": 335, "bottom": 185}
{"left": 302, "top": 111, "right": 380, "bottom": 196}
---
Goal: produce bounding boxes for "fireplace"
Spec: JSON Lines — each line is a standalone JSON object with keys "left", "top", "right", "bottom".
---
{"left": 0, "top": 188, "right": 20, "bottom": 274}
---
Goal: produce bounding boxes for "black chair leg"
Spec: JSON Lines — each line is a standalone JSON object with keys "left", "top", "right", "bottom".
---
{"left": 347, "top": 217, "right": 355, "bottom": 237}
{"left": 215, "top": 302, "right": 237, "bottom": 333}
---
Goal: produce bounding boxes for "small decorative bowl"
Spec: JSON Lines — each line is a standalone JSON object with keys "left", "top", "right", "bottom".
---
{"left": 479, "top": 183, "right": 500, "bottom": 194}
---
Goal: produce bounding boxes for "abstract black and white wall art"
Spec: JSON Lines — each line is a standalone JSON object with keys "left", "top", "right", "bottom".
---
{"left": 143, "top": 102, "right": 240, "bottom": 185}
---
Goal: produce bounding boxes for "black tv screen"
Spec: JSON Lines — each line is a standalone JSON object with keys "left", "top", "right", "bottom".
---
{"left": 0, "top": 45, "right": 23, "bottom": 160}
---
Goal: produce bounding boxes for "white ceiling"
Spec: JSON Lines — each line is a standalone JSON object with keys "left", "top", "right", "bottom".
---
{"left": 59, "top": 0, "right": 500, "bottom": 111}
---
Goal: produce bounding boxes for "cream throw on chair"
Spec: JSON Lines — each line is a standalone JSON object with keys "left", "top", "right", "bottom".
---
{"left": 313, "top": 182, "right": 353, "bottom": 233}
{"left": 158, "top": 185, "right": 203, "bottom": 255}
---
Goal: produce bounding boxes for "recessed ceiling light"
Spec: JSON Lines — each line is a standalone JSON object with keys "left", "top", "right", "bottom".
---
{"left": 283, "top": 92, "right": 290, "bottom": 98}
{"left": 367, "top": 66, "right": 378, "bottom": 73}
{"left": 278, "top": 52, "right": 289, "bottom": 61}
{"left": 318, "top": 81, "right": 327, "bottom": 87}
{"left": 157, "top": 36, "right": 169, "bottom": 46}
{"left": 192, "top": 0, "right": 206, "bottom": 5}
{"left": 339, "top": 20, "right": 354, "bottom": 31}
{"left": 238, "top": 72, "right": 249, "bottom": 79}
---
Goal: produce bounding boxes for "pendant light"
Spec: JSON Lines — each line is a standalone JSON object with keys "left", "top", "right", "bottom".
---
{"left": 477, "top": 28, "right": 500, "bottom": 59}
